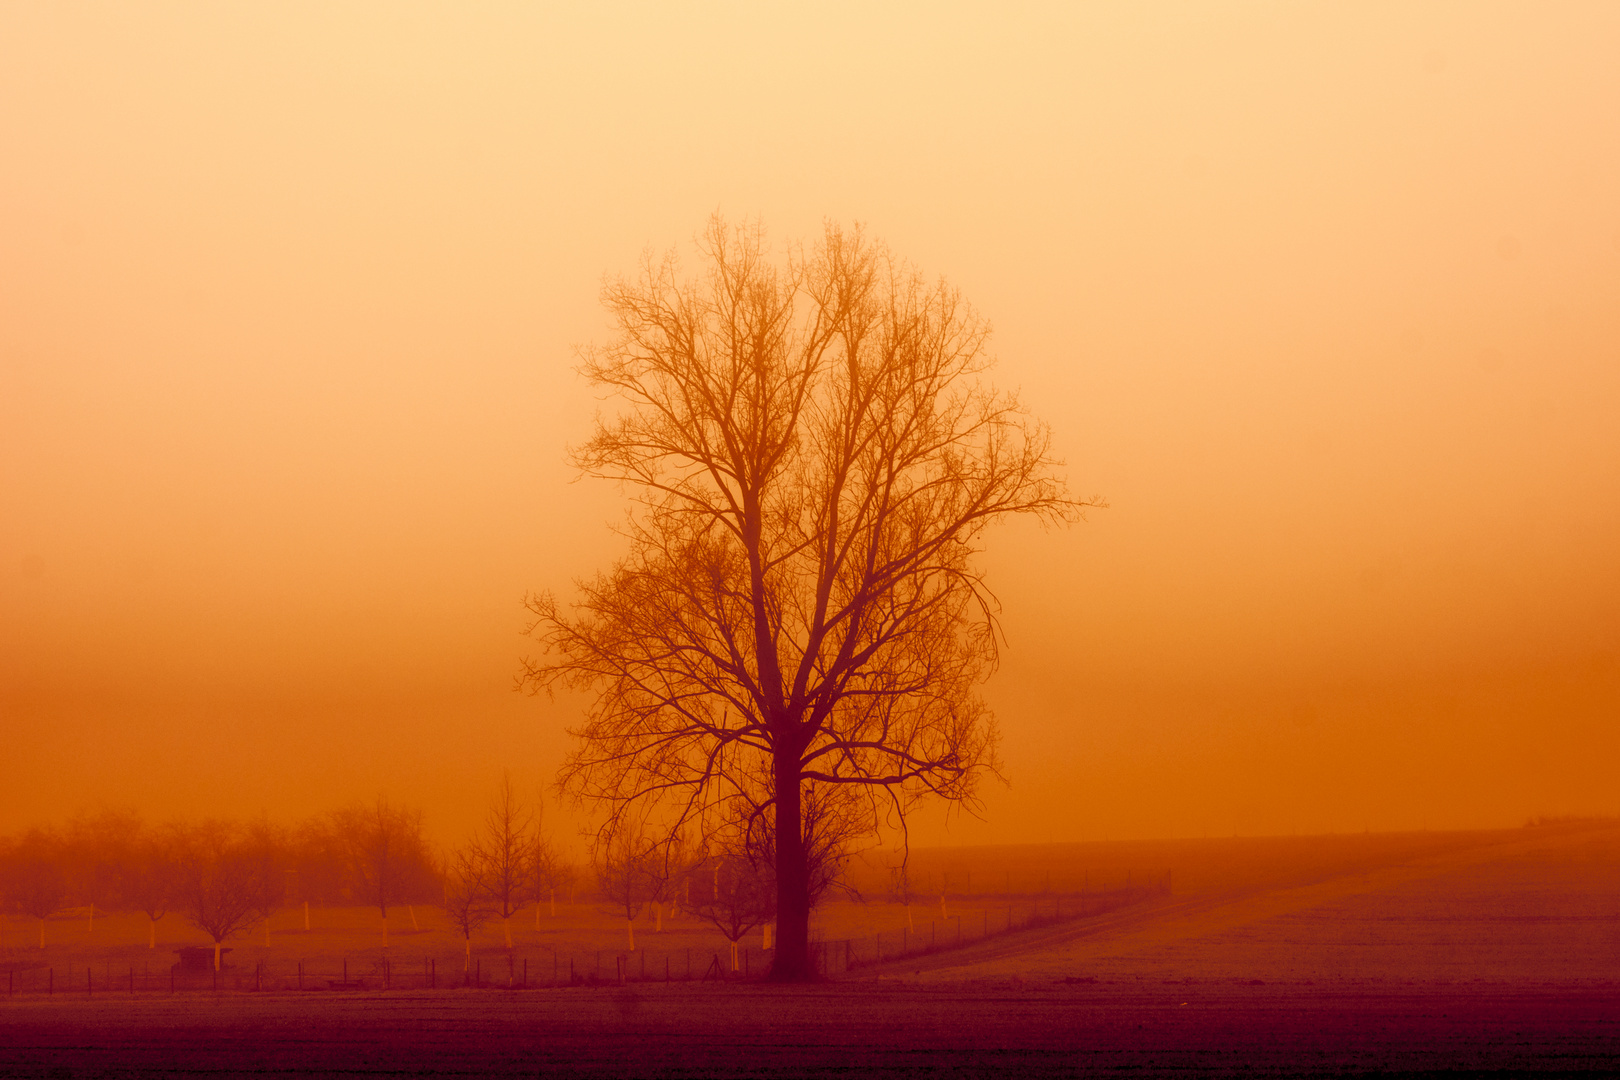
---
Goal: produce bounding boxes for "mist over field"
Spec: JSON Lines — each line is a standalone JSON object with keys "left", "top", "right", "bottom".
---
{"left": 4, "top": 5, "right": 1620, "bottom": 1074}
{"left": 3, "top": 3, "right": 1618, "bottom": 856}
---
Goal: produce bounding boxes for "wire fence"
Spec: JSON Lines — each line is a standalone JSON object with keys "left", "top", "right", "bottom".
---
{"left": 814, "top": 875, "right": 1170, "bottom": 976}
{"left": 1, "top": 875, "right": 1170, "bottom": 996}
{"left": 1, "top": 946, "right": 758, "bottom": 996}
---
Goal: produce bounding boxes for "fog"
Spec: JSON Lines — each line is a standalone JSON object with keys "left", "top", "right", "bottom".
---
{"left": 3, "top": 3, "right": 1617, "bottom": 847}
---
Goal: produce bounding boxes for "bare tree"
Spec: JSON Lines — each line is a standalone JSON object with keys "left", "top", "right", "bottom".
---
{"left": 3, "top": 829, "right": 67, "bottom": 948}
{"left": 65, "top": 807, "right": 142, "bottom": 935}
{"left": 242, "top": 816, "right": 286, "bottom": 947}
{"left": 688, "top": 853, "right": 773, "bottom": 972}
{"left": 439, "top": 843, "right": 490, "bottom": 974}
{"left": 888, "top": 863, "right": 916, "bottom": 932}
{"left": 472, "top": 773, "right": 540, "bottom": 949}
{"left": 289, "top": 816, "right": 348, "bottom": 917}
{"left": 331, "top": 797, "right": 433, "bottom": 948}
{"left": 173, "top": 821, "right": 269, "bottom": 970}
{"left": 593, "top": 822, "right": 661, "bottom": 953}
{"left": 527, "top": 823, "right": 567, "bottom": 929}
{"left": 523, "top": 218, "right": 1090, "bottom": 979}
{"left": 124, "top": 829, "right": 181, "bottom": 948}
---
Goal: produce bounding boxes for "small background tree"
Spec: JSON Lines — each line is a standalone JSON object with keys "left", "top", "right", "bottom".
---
{"left": 5, "top": 829, "right": 68, "bottom": 948}
{"left": 243, "top": 816, "right": 286, "bottom": 947}
{"left": 439, "top": 843, "right": 490, "bottom": 974}
{"left": 173, "top": 821, "right": 268, "bottom": 970}
{"left": 124, "top": 830, "right": 180, "bottom": 948}
{"left": 594, "top": 822, "right": 661, "bottom": 952}
{"left": 473, "top": 774, "right": 541, "bottom": 949}
{"left": 65, "top": 807, "right": 141, "bottom": 936}
{"left": 688, "top": 853, "right": 773, "bottom": 972}
{"left": 332, "top": 797, "right": 434, "bottom": 947}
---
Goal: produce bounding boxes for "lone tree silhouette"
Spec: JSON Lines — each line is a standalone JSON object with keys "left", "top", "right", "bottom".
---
{"left": 523, "top": 218, "right": 1090, "bottom": 981}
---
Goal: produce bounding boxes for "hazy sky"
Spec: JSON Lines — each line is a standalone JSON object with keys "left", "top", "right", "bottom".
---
{"left": 3, "top": 2, "right": 1617, "bottom": 848}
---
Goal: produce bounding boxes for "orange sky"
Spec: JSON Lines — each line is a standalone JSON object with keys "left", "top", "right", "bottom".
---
{"left": 3, "top": 3, "right": 1617, "bottom": 849}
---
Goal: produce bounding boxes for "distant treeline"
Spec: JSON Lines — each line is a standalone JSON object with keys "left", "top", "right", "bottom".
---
{"left": 0, "top": 802, "right": 451, "bottom": 926}
{"left": 0, "top": 777, "right": 796, "bottom": 966}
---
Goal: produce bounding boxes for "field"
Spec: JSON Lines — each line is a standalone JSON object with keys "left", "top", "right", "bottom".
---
{"left": 0, "top": 886, "right": 1151, "bottom": 991}
{"left": 2, "top": 820, "right": 1617, "bottom": 1076}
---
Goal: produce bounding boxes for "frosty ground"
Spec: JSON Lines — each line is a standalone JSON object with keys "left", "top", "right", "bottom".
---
{"left": 1, "top": 820, "right": 1616, "bottom": 1077}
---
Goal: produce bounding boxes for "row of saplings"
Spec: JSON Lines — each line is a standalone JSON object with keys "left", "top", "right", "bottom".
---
{"left": 0, "top": 790, "right": 787, "bottom": 974}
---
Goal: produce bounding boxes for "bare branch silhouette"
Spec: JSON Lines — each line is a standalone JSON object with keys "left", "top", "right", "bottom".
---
{"left": 523, "top": 217, "right": 1094, "bottom": 979}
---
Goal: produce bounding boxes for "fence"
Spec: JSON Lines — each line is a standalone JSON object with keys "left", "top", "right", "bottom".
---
{"left": 0, "top": 945, "right": 765, "bottom": 997}
{"left": 810, "top": 875, "right": 1170, "bottom": 976}
{"left": 1, "top": 875, "right": 1170, "bottom": 995}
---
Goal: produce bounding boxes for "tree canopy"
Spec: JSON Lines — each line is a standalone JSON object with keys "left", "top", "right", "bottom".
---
{"left": 523, "top": 218, "right": 1091, "bottom": 979}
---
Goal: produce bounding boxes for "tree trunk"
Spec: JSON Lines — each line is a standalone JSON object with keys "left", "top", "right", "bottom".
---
{"left": 503, "top": 916, "right": 512, "bottom": 949}
{"left": 769, "top": 754, "right": 811, "bottom": 980}
{"left": 213, "top": 941, "right": 221, "bottom": 971}
{"left": 626, "top": 917, "right": 634, "bottom": 952}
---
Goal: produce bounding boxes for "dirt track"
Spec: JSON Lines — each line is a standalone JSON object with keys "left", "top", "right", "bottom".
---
{"left": 870, "top": 820, "right": 1620, "bottom": 986}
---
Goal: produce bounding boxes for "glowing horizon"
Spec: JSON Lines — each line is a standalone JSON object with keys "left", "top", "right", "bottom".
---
{"left": 2, "top": 3, "right": 1617, "bottom": 849}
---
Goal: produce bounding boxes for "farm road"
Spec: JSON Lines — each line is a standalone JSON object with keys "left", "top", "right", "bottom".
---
{"left": 873, "top": 821, "right": 1620, "bottom": 985}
